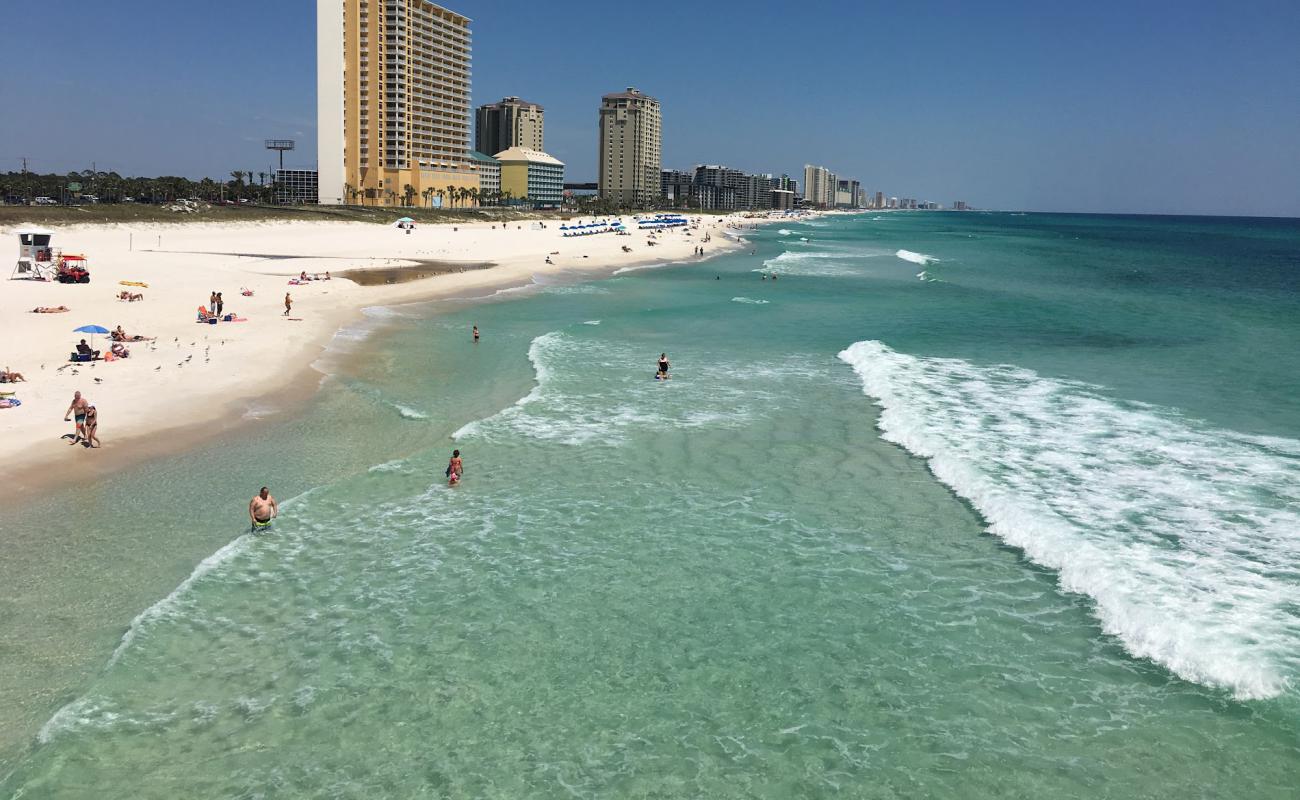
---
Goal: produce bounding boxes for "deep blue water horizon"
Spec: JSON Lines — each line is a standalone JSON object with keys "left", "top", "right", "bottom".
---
{"left": 3, "top": 210, "right": 1298, "bottom": 798}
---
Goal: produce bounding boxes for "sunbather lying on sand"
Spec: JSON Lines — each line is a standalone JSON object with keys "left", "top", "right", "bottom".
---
{"left": 117, "top": 291, "right": 144, "bottom": 302}
{"left": 112, "top": 325, "right": 154, "bottom": 342}
{"left": 0, "top": 367, "right": 27, "bottom": 382}
{"left": 32, "top": 306, "right": 70, "bottom": 313}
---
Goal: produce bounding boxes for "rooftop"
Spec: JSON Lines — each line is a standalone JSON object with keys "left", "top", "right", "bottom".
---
{"left": 492, "top": 147, "right": 564, "bottom": 167}
{"left": 602, "top": 86, "right": 658, "bottom": 102}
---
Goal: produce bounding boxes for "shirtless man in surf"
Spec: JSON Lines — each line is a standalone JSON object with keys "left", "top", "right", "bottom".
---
{"left": 249, "top": 487, "right": 278, "bottom": 531}
{"left": 64, "top": 390, "right": 89, "bottom": 444}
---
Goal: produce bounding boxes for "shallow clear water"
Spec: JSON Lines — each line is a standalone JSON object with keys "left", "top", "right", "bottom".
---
{"left": 4, "top": 212, "right": 1299, "bottom": 797}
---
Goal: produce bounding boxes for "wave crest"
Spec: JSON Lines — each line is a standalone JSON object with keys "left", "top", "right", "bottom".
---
{"left": 838, "top": 339, "right": 1300, "bottom": 700}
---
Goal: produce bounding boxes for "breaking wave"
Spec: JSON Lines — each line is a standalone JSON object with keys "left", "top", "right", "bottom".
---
{"left": 838, "top": 339, "right": 1300, "bottom": 700}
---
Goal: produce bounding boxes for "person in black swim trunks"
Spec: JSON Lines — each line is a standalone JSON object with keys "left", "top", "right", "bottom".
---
{"left": 657, "top": 353, "right": 670, "bottom": 380}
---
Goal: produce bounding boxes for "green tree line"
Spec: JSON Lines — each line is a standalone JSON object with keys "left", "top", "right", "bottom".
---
{"left": 0, "top": 170, "right": 280, "bottom": 204}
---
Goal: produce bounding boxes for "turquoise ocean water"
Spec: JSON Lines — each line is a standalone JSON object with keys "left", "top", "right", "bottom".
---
{"left": 3, "top": 212, "right": 1299, "bottom": 797}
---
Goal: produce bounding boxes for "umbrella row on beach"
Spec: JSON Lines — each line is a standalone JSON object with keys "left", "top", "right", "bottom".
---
{"left": 560, "top": 221, "right": 625, "bottom": 237}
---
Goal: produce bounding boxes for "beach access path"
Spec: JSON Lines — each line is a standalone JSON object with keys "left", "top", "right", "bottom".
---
{"left": 0, "top": 214, "right": 773, "bottom": 495}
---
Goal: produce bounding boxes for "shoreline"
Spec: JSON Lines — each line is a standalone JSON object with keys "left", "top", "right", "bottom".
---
{"left": 1, "top": 212, "right": 801, "bottom": 503}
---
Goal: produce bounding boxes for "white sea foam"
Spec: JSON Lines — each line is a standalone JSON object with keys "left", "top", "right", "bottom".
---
{"left": 454, "top": 332, "right": 766, "bottom": 446}
{"left": 895, "top": 249, "right": 937, "bottom": 266}
{"left": 731, "top": 297, "right": 771, "bottom": 305}
{"left": 612, "top": 262, "right": 670, "bottom": 276}
{"left": 583, "top": 320, "right": 601, "bottom": 325}
{"left": 838, "top": 340, "right": 1300, "bottom": 699}
{"left": 391, "top": 402, "right": 429, "bottom": 420}
{"left": 757, "top": 250, "right": 861, "bottom": 277}
{"left": 777, "top": 229, "right": 792, "bottom": 236}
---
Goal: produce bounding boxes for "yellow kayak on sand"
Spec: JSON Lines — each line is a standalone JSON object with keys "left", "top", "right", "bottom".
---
{"left": 119, "top": 280, "right": 149, "bottom": 288}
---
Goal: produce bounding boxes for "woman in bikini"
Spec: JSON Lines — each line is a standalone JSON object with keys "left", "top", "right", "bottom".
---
{"left": 446, "top": 449, "right": 464, "bottom": 484}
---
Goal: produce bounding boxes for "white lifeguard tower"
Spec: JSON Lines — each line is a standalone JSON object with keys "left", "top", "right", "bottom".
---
{"left": 13, "top": 226, "right": 59, "bottom": 280}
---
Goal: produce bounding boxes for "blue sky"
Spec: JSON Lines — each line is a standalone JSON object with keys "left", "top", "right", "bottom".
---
{"left": 2, "top": 0, "right": 1297, "bottom": 215}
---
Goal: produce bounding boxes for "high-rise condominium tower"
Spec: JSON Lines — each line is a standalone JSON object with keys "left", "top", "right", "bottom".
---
{"left": 598, "top": 87, "right": 662, "bottom": 207}
{"left": 317, "top": 0, "right": 476, "bottom": 206}
{"left": 476, "top": 97, "right": 544, "bottom": 156}
{"left": 803, "top": 164, "right": 838, "bottom": 209}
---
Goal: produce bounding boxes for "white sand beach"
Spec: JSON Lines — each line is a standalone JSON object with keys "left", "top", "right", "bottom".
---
{"left": 0, "top": 214, "right": 776, "bottom": 492}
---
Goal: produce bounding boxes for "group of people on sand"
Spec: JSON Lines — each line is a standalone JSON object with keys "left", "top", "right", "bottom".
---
{"left": 63, "top": 390, "right": 100, "bottom": 448}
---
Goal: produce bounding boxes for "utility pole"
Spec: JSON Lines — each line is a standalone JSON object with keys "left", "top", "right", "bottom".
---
{"left": 20, "top": 157, "right": 28, "bottom": 173}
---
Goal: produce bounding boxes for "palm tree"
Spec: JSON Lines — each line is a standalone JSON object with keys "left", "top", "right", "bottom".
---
{"left": 446, "top": 184, "right": 457, "bottom": 209}
{"left": 436, "top": 188, "right": 446, "bottom": 209}
{"left": 343, "top": 183, "right": 356, "bottom": 205}
{"left": 467, "top": 187, "right": 480, "bottom": 208}
{"left": 422, "top": 187, "right": 435, "bottom": 207}
{"left": 402, "top": 183, "right": 416, "bottom": 207}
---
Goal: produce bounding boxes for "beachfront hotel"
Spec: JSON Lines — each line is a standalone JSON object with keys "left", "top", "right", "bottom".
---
{"left": 598, "top": 87, "right": 662, "bottom": 207}
{"left": 476, "top": 97, "right": 545, "bottom": 156}
{"left": 317, "top": 0, "right": 478, "bottom": 206}
{"left": 494, "top": 147, "right": 564, "bottom": 208}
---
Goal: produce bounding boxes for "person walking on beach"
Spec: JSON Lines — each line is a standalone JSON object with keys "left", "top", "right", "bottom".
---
{"left": 284, "top": 292, "right": 292, "bottom": 316}
{"left": 446, "top": 449, "right": 464, "bottom": 484}
{"left": 64, "top": 390, "right": 89, "bottom": 444}
{"left": 83, "top": 404, "right": 100, "bottom": 449}
{"left": 249, "top": 487, "right": 278, "bottom": 531}
{"left": 473, "top": 325, "right": 480, "bottom": 343}
{"left": 210, "top": 290, "right": 218, "bottom": 313}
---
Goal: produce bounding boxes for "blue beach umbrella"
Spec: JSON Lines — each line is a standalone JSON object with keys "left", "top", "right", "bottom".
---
{"left": 74, "top": 324, "right": 109, "bottom": 349}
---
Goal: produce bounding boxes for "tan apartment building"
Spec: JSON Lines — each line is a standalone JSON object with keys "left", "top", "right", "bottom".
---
{"left": 317, "top": 0, "right": 480, "bottom": 206}
{"left": 803, "top": 164, "right": 837, "bottom": 209}
{"left": 598, "top": 87, "right": 661, "bottom": 207}
{"left": 476, "top": 97, "right": 544, "bottom": 156}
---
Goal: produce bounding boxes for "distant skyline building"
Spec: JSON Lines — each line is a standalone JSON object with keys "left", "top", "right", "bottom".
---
{"left": 598, "top": 87, "right": 662, "bottom": 206}
{"left": 661, "top": 168, "right": 737, "bottom": 210}
{"left": 874, "top": 190, "right": 884, "bottom": 208}
{"left": 803, "top": 164, "right": 837, "bottom": 209}
{"left": 317, "top": 0, "right": 475, "bottom": 206}
{"left": 475, "top": 96, "right": 544, "bottom": 156}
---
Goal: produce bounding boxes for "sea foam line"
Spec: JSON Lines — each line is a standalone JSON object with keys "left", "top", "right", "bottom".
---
{"left": 895, "top": 249, "right": 937, "bottom": 266}
{"left": 838, "top": 339, "right": 1300, "bottom": 700}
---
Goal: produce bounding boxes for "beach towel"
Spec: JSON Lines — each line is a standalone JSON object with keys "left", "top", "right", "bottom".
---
{"left": 0, "top": 398, "right": 20, "bottom": 408}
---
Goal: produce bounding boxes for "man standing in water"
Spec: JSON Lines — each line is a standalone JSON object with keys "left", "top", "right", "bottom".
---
{"left": 657, "top": 353, "right": 671, "bottom": 380}
{"left": 249, "top": 486, "right": 278, "bottom": 531}
{"left": 473, "top": 325, "right": 480, "bottom": 343}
